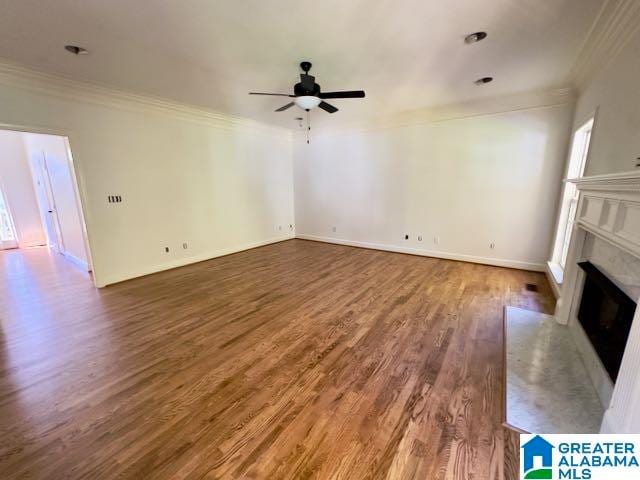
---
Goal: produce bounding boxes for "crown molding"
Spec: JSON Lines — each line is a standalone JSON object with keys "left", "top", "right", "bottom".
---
{"left": 570, "top": 0, "right": 640, "bottom": 90}
{"left": 0, "top": 60, "right": 292, "bottom": 138}
{"left": 303, "top": 87, "right": 576, "bottom": 138}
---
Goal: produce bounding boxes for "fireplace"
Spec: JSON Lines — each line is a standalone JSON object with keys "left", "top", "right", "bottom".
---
{"left": 556, "top": 171, "right": 640, "bottom": 433}
{"left": 577, "top": 261, "right": 636, "bottom": 382}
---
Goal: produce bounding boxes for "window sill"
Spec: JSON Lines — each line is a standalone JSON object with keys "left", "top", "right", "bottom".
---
{"left": 546, "top": 262, "right": 564, "bottom": 298}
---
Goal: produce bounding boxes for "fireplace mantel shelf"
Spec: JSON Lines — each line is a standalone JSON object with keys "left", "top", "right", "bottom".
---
{"left": 567, "top": 171, "right": 640, "bottom": 260}
{"left": 568, "top": 170, "right": 640, "bottom": 191}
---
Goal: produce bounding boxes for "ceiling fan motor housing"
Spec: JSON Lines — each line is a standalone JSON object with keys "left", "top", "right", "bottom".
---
{"left": 294, "top": 81, "right": 320, "bottom": 96}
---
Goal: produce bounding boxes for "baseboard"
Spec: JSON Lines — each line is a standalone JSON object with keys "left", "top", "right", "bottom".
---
{"left": 296, "top": 234, "right": 546, "bottom": 272}
{"left": 96, "top": 234, "right": 294, "bottom": 287}
{"left": 18, "top": 240, "right": 47, "bottom": 248}
{"left": 62, "top": 251, "right": 89, "bottom": 272}
{"left": 95, "top": 233, "right": 543, "bottom": 287}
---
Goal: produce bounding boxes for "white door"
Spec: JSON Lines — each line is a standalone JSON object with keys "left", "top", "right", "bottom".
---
{"left": 0, "top": 186, "right": 18, "bottom": 250}
{"left": 40, "top": 154, "right": 65, "bottom": 253}
{"left": 32, "top": 152, "right": 64, "bottom": 253}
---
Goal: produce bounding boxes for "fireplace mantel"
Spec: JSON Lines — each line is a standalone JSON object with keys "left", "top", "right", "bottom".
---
{"left": 571, "top": 171, "right": 640, "bottom": 259}
{"left": 556, "top": 170, "right": 640, "bottom": 433}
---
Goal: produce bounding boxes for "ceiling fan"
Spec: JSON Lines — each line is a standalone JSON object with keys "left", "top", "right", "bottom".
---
{"left": 249, "top": 61, "right": 365, "bottom": 114}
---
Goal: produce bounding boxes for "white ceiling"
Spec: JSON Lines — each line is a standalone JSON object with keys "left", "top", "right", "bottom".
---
{"left": 0, "top": 0, "right": 602, "bottom": 129}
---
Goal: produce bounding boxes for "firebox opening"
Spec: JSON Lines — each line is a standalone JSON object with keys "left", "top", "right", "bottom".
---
{"left": 577, "top": 261, "right": 636, "bottom": 382}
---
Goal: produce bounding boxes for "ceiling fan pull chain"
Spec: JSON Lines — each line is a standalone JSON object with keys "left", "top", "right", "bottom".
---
{"left": 307, "top": 110, "right": 311, "bottom": 144}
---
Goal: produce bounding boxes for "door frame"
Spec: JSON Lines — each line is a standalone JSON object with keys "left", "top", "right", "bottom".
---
{"left": 0, "top": 122, "right": 98, "bottom": 286}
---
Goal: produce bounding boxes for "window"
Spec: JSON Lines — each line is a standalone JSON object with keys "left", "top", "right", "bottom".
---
{"left": 550, "top": 117, "right": 594, "bottom": 280}
{"left": 0, "top": 186, "right": 18, "bottom": 249}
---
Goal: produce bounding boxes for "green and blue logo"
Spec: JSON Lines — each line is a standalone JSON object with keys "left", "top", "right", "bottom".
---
{"left": 522, "top": 435, "right": 554, "bottom": 479}
{"left": 520, "top": 434, "right": 640, "bottom": 480}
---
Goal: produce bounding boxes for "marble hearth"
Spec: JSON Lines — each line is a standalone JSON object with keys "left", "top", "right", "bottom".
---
{"left": 505, "top": 306, "right": 603, "bottom": 433}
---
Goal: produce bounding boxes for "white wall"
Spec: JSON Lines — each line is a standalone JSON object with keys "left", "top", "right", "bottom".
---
{"left": 1, "top": 62, "right": 573, "bottom": 283}
{"left": 294, "top": 103, "right": 574, "bottom": 270}
{"left": 576, "top": 29, "right": 640, "bottom": 176}
{"left": 0, "top": 67, "right": 294, "bottom": 286}
{"left": 22, "top": 133, "right": 89, "bottom": 269}
{"left": 0, "top": 130, "right": 46, "bottom": 247}
{"left": 545, "top": 29, "right": 640, "bottom": 293}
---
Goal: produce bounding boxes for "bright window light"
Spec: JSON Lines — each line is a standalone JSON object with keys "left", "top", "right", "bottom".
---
{"left": 550, "top": 117, "right": 594, "bottom": 276}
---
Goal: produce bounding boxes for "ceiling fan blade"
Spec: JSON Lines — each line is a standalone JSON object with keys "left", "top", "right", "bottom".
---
{"left": 249, "top": 92, "right": 294, "bottom": 97}
{"left": 300, "top": 74, "right": 315, "bottom": 91}
{"left": 318, "top": 101, "right": 338, "bottom": 114}
{"left": 275, "top": 102, "right": 295, "bottom": 112}
{"left": 319, "top": 90, "right": 366, "bottom": 99}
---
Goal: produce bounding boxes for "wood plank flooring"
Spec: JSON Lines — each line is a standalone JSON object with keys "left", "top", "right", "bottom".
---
{"left": 0, "top": 240, "right": 554, "bottom": 479}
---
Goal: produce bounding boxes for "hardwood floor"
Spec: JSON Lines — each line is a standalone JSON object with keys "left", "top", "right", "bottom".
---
{"left": 502, "top": 427, "right": 521, "bottom": 480}
{"left": 0, "top": 240, "right": 554, "bottom": 479}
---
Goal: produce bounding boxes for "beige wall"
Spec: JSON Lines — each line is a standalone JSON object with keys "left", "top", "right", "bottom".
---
{"left": 294, "top": 103, "right": 574, "bottom": 270}
{"left": 0, "top": 129, "right": 46, "bottom": 247}
{"left": 0, "top": 76, "right": 295, "bottom": 287}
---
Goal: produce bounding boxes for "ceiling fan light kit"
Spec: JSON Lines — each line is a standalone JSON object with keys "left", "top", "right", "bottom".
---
{"left": 294, "top": 96, "right": 322, "bottom": 110}
{"left": 249, "top": 61, "right": 365, "bottom": 114}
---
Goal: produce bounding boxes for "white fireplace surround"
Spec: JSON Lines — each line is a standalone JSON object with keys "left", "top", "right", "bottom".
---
{"left": 555, "top": 171, "right": 640, "bottom": 433}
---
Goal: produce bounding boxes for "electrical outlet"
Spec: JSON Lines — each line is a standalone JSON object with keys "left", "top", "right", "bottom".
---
{"left": 332, "top": 226, "right": 337, "bottom": 232}
{"left": 289, "top": 224, "right": 293, "bottom": 230}
{"left": 404, "top": 234, "right": 409, "bottom": 240}
{"left": 165, "top": 246, "right": 170, "bottom": 253}
{"left": 490, "top": 242, "right": 495, "bottom": 249}
{"left": 434, "top": 236, "right": 439, "bottom": 244}
{"left": 418, "top": 235, "right": 423, "bottom": 241}
{"left": 182, "top": 243, "right": 188, "bottom": 249}
{"left": 278, "top": 225, "right": 282, "bottom": 231}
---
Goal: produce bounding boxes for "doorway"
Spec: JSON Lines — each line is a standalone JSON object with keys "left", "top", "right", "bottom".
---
{"left": 0, "top": 128, "right": 92, "bottom": 275}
